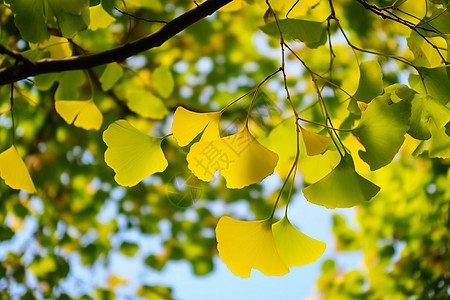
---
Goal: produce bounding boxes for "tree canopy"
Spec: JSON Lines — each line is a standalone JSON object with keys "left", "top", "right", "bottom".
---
{"left": 0, "top": 0, "right": 449, "bottom": 299}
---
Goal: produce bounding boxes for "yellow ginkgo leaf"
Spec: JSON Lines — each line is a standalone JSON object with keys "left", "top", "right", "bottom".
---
{"left": 215, "top": 216, "right": 289, "bottom": 278}
{"left": 171, "top": 106, "right": 222, "bottom": 147}
{"left": 89, "top": 4, "right": 116, "bottom": 31}
{"left": 272, "top": 216, "right": 326, "bottom": 267}
{"left": 30, "top": 35, "right": 72, "bottom": 59}
{"left": 55, "top": 99, "right": 103, "bottom": 130}
{"left": 103, "top": 120, "right": 168, "bottom": 187}
{"left": 0, "top": 146, "right": 36, "bottom": 194}
{"left": 187, "top": 126, "right": 278, "bottom": 188}
{"left": 300, "top": 126, "right": 331, "bottom": 156}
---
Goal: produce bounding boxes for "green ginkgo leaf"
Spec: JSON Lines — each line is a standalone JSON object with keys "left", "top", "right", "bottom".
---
{"left": 100, "top": 63, "right": 123, "bottom": 91}
{"left": 409, "top": 95, "right": 450, "bottom": 140}
{"left": 353, "top": 93, "right": 411, "bottom": 171}
{"left": 153, "top": 65, "right": 174, "bottom": 98}
{"left": 303, "top": 154, "right": 380, "bottom": 208}
{"left": 353, "top": 60, "right": 384, "bottom": 103}
{"left": 428, "top": 119, "right": 450, "bottom": 158}
{"left": 103, "top": 120, "right": 168, "bottom": 187}
{"left": 260, "top": 19, "right": 325, "bottom": 46}
{"left": 10, "top": 0, "right": 49, "bottom": 43}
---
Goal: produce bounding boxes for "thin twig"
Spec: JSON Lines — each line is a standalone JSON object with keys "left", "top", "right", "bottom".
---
{"left": 114, "top": 7, "right": 168, "bottom": 23}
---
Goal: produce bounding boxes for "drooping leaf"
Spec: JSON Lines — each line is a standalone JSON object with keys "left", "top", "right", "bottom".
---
{"left": 303, "top": 154, "right": 380, "bottom": 208}
{"left": 187, "top": 126, "right": 278, "bottom": 188}
{"left": 10, "top": 0, "right": 49, "bottom": 43}
{"left": 272, "top": 216, "right": 326, "bottom": 267}
{"left": 0, "top": 146, "right": 36, "bottom": 194}
{"left": 300, "top": 126, "right": 331, "bottom": 156}
{"left": 353, "top": 93, "right": 411, "bottom": 171}
{"left": 89, "top": 4, "right": 115, "bottom": 31}
{"left": 54, "top": 70, "right": 85, "bottom": 100}
{"left": 55, "top": 99, "right": 103, "bottom": 130}
{"left": 171, "top": 107, "right": 222, "bottom": 147}
{"left": 215, "top": 216, "right": 288, "bottom": 278}
{"left": 153, "top": 65, "right": 174, "bottom": 98}
{"left": 353, "top": 60, "right": 384, "bottom": 103}
{"left": 103, "top": 120, "right": 168, "bottom": 187}
{"left": 407, "top": 32, "right": 447, "bottom": 68}
{"left": 100, "top": 63, "right": 123, "bottom": 91}
{"left": 408, "top": 95, "right": 450, "bottom": 140}
{"left": 299, "top": 149, "right": 341, "bottom": 184}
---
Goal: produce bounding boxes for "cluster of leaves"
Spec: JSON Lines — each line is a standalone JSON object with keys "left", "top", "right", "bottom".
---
{"left": 0, "top": 0, "right": 449, "bottom": 299}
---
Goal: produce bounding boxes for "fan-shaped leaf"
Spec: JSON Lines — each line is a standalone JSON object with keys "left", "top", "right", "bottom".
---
{"left": 300, "top": 126, "right": 330, "bottom": 156}
{"left": 187, "top": 126, "right": 278, "bottom": 188}
{"left": 353, "top": 60, "right": 383, "bottom": 103}
{"left": 103, "top": 120, "right": 168, "bottom": 187}
{"left": 55, "top": 99, "right": 103, "bottom": 130}
{"left": 0, "top": 146, "right": 36, "bottom": 194}
{"left": 303, "top": 154, "right": 380, "bottom": 208}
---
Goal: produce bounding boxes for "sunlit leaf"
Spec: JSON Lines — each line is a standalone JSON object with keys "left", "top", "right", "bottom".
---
{"left": 55, "top": 99, "right": 103, "bottom": 130}
{"left": 299, "top": 149, "right": 341, "bottom": 184}
{"left": 89, "top": 4, "right": 115, "bottom": 31}
{"left": 187, "top": 126, "right": 278, "bottom": 188}
{"left": 353, "top": 60, "right": 383, "bottom": 103}
{"left": 215, "top": 216, "right": 288, "bottom": 278}
{"left": 0, "top": 146, "right": 36, "bottom": 194}
{"left": 171, "top": 107, "right": 222, "bottom": 147}
{"left": 126, "top": 89, "right": 168, "bottom": 120}
{"left": 30, "top": 36, "right": 72, "bottom": 59}
{"left": 260, "top": 19, "right": 326, "bottom": 46}
{"left": 103, "top": 120, "right": 168, "bottom": 187}
{"left": 411, "top": 67, "right": 450, "bottom": 105}
{"left": 353, "top": 93, "right": 411, "bottom": 171}
{"left": 303, "top": 154, "right": 380, "bottom": 208}
{"left": 409, "top": 95, "right": 450, "bottom": 140}
{"left": 100, "top": 63, "right": 123, "bottom": 91}
{"left": 273, "top": 216, "right": 326, "bottom": 267}
{"left": 47, "top": 0, "right": 90, "bottom": 38}
{"left": 153, "top": 65, "right": 174, "bottom": 98}
{"left": 428, "top": 119, "right": 450, "bottom": 158}
{"left": 300, "top": 126, "right": 331, "bottom": 156}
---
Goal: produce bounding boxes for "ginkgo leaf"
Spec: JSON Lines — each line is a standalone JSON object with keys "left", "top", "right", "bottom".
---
{"left": 103, "top": 120, "right": 168, "bottom": 187}
{"left": 353, "top": 60, "right": 384, "bottom": 103}
{"left": 30, "top": 35, "right": 72, "bottom": 59}
{"left": 300, "top": 126, "right": 331, "bottom": 156}
{"left": 215, "top": 216, "right": 289, "bottom": 278}
{"left": 303, "top": 154, "right": 380, "bottom": 208}
{"left": 171, "top": 106, "right": 222, "bottom": 147}
{"left": 89, "top": 4, "right": 115, "bottom": 31}
{"left": 0, "top": 146, "right": 36, "bottom": 194}
{"left": 126, "top": 90, "right": 168, "bottom": 120}
{"left": 55, "top": 99, "right": 103, "bottom": 130}
{"left": 272, "top": 216, "right": 326, "bottom": 267}
{"left": 428, "top": 120, "right": 450, "bottom": 158}
{"left": 152, "top": 65, "right": 174, "bottom": 98}
{"left": 409, "top": 95, "right": 450, "bottom": 140}
{"left": 100, "top": 63, "right": 123, "bottom": 91}
{"left": 353, "top": 93, "right": 411, "bottom": 171}
{"left": 187, "top": 126, "right": 278, "bottom": 188}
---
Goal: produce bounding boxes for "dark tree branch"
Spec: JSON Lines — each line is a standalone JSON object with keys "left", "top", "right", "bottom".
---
{"left": 0, "top": 0, "right": 233, "bottom": 85}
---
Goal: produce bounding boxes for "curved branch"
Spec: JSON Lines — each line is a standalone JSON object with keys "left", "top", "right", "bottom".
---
{"left": 0, "top": 0, "right": 233, "bottom": 85}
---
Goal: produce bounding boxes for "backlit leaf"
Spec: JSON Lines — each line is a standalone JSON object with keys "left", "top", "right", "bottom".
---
{"left": 353, "top": 93, "right": 411, "bottom": 171}
{"left": 126, "top": 90, "right": 168, "bottom": 120}
{"left": 103, "top": 120, "right": 168, "bottom": 187}
{"left": 272, "top": 216, "right": 326, "bottom": 267}
{"left": 89, "top": 4, "right": 115, "bottom": 31}
{"left": 260, "top": 19, "right": 325, "bottom": 46}
{"left": 0, "top": 146, "right": 36, "bottom": 194}
{"left": 215, "top": 216, "right": 288, "bottom": 278}
{"left": 300, "top": 126, "right": 331, "bottom": 156}
{"left": 30, "top": 36, "right": 72, "bottom": 59}
{"left": 353, "top": 60, "right": 384, "bottom": 103}
{"left": 187, "top": 126, "right": 278, "bottom": 188}
{"left": 153, "top": 65, "right": 174, "bottom": 98}
{"left": 100, "top": 63, "right": 123, "bottom": 91}
{"left": 428, "top": 119, "right": 450, "bottom": 158}
{"left": 55, "top": 99, "right": 103, "bottom": 130}
{"left": 303, "top": 154, "right": 380, "bottom": 208}
{"left": 171, "top": 107, "right": 222, "bottom": 147}
{"left": 47, "top": 0, "right": 90, "bottom": 38}
{"left": 409, "top": 95, "right": 450, "bottom": 140}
